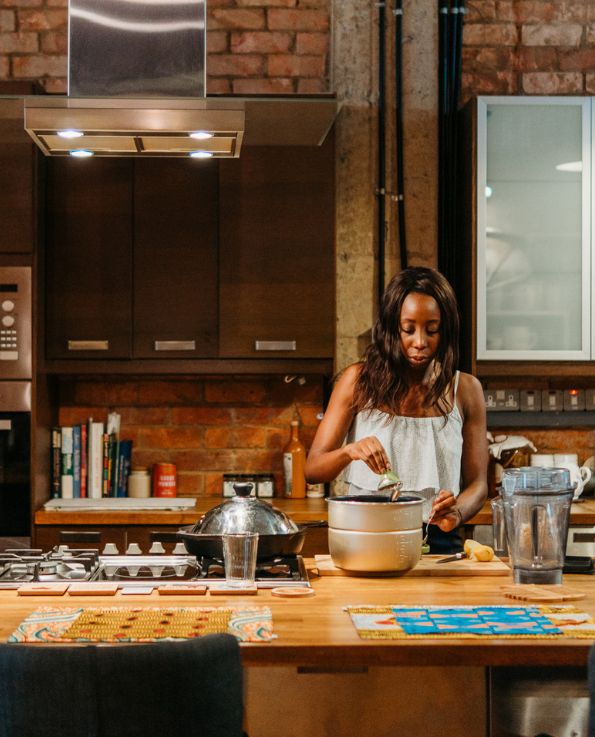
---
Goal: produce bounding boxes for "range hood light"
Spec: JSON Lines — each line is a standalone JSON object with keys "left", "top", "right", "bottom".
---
{"left": 69, "top": 149, "right": 94, "bottom": 158}
{"left": 57, "top": 129, "right": 84, "bottom": 139}
{"left": 189, "top": 131, "right": 214, "bottom": 140}
{"left": 189, "top": 150, "right": 213, "bottom": 159}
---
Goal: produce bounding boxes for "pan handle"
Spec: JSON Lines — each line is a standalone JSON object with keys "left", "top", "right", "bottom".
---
{"left": 300, "top": 520, "right": 328, "bottom": 529}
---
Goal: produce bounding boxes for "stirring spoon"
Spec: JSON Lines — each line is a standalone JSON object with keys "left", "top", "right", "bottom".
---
{"left": 377, "top": 468, "right": 403, "bottom": 501}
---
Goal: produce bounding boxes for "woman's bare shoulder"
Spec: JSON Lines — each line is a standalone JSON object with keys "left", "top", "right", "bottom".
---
{"left": 331, "top": 363, "right": 363, "bottom": 400}
{"left": 457, "top": 372, "right": 485, "bottom": 414}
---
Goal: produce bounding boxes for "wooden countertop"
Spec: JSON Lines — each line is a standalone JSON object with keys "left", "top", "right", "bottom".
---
{"left": 34, "top": 497, "right": 595, "bottom": 527}
{"left": 1, "top": 562, "right": 593, "bottom": 668}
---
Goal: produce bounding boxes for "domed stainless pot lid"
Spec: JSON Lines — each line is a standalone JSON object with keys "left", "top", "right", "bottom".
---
{"left": 191, "top": 483, "right": 299, "bottom": 535}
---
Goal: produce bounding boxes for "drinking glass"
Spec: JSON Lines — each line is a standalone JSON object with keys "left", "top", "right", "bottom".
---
{"left": 490, "top": 496, "right": 507, "bottom": 557}
{"left": 222, "top": 532, "right": 259, "bottom": 588}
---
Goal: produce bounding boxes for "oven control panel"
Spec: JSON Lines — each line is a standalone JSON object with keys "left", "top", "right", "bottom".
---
{"left": 0, "top": 267, "right": 31, "bottom": 379}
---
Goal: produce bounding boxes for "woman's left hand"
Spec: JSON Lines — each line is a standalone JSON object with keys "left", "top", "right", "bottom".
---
{"left": 429, "top": 490, "right": 462, "bottom": 532}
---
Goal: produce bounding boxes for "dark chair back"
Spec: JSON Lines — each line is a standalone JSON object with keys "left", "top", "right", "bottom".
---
{"left": 589, "top": 644, "right": 595, "bottom": 737}
{"left": 0, "top": 633, "right": 244, "bottom": 737}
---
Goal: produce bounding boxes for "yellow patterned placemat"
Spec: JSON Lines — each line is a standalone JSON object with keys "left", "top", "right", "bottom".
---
{"left": 8, "top": 606, "right": 274, "bottom": 643}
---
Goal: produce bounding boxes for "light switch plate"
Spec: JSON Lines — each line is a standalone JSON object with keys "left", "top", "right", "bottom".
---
{"left": 520, "top": 390, "right": 541, "bottom": 412}
{"left": 586, "top": 389, "right": 595, "bottom": 411}
{"left": 541, "top": 390, "right": 564, "bottom": 412}
{"left": 563, "top": 389, "right": 585, "bottom": 411}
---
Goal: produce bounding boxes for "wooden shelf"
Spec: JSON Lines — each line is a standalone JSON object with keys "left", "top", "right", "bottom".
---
{"left": 487, "top": 411, "right": 595, "bottom": 428}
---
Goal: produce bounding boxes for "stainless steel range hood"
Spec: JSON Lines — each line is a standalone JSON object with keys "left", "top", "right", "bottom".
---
{"left": 23, "top": 0, "right": 337, "bottom": 157}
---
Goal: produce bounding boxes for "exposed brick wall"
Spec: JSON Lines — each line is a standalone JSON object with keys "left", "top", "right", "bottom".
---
{"left": 57, "top": 376, "right": 324, "bottom": 498}
{"left": 462, "top": 1, "right": 595, "bottom": 98}
{"left": 0, "top": 0, "right": 331, "bottom": 94}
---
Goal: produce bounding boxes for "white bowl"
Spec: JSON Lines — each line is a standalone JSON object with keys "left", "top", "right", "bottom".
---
{"left": 328, "top": 527, "right": 422, "bottom": 572}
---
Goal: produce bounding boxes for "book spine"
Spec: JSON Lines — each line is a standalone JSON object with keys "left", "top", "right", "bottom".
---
{"left": 89, "top": 422, "right": 104, "bottom": 499}
{"left": 102, "top": 433, "right": 109, "bottom": 497}
{"left": 50, "top": 428, "right": 61, "bottom": 499}
{"left": 80, "top": 423, "right": 87, "bottom": 499}
{"left": 111, "top": 435, "right": 120, "bottom": 498}
{"left": 72, "top": 425, "right": 81, "bottom": 498}
{"left": 60, "top": 426, "right": 74, "bottom": 499}
{"left": 117, "top": 440, "right": 133, "bottom": 497}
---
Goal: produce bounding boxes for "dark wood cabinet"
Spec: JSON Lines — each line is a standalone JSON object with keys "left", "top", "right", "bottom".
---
{"left": 132, "top": 159, "right": 219, "bottom": 358}
{"left": 0, "top": 99, "right": 36, "bottom": 254}
{"left": 219, "top": 137, "right": 335, "bottom": 358}
{"left": 43, "top": 139, "right": 335, "bottom": 370}
{"left": 45, "top": 158, "right": 220, "bottom": 361}
{"left": 45, "top": 158, "right": 134, "bottom": 359}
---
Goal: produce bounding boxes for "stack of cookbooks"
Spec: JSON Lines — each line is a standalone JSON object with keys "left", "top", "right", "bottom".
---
{"left": 50, "top": 412, "right": 133, "bottom": 499}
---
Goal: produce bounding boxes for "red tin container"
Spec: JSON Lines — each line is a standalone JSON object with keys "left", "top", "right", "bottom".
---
{"left": 153, "top": 463, "right": 177, "bottom": 497}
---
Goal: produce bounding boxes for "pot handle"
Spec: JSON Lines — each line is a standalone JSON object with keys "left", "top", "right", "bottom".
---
{"left": 300, "top": 520, "right": 328, "bottom": 529}
{"left": 233, "top": 483, "right": 255, "bottom": 497}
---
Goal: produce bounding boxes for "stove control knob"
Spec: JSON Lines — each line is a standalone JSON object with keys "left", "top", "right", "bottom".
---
{"left": 126, "top": 543, "right": 142, "bottom": 555}
{"left": 173, "top": 542, "right": 188, "bottom": 555}
{"left": 102, "top": 543, "right": 119, "bottom": 555}
{"left": 149, "top": 542, "right": 166, "bottom": 554}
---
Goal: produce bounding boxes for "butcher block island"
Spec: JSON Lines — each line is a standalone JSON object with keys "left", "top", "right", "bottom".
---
{"left": 0, "top": 563, "right": 593, "bottom": 737}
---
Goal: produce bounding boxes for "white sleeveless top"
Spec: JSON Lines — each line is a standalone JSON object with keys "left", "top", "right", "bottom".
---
{"left": 343, "top": 372, "right": 464, "bottom": 495}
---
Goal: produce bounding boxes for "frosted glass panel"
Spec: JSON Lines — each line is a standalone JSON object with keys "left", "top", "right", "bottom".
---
{"left": 484, "top": 104, "right": 583, "bottom": 352}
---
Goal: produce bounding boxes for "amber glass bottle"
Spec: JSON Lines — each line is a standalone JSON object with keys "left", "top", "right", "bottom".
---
{"left": 283, "top": 420, "right": 306, "bottom": 498}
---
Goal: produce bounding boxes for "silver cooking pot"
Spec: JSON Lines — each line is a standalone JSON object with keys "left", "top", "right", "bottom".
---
{"left": 327, "top": 494, "right": 423, "bottom": 531}
{"left": 327, "top": 494, "right": 423, "bottom": 572}
{"left": 177, "top": 483, "right": 326, "bottom": 560}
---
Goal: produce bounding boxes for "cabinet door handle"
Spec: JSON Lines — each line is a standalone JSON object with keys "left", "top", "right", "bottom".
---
{"left": 0, "top": 420, "right": 11, "bottom": 431}
{"left": 68, "top": 340, "right": 109, "bottom": 351}
{"left": 154, "top": 340, "right": 196, "bottom": 351}
{"left": 255, "top": 340, "right": 297, "bottom": 351}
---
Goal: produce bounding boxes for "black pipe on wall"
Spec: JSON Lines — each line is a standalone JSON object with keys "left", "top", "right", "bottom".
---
{"left": 376, "top": 0, "right": 387, "bottom": 311}
{"left": 437, "top": 0, "right": 465, "bottom": 288}
{"left": 393, "top": 0, "right": 407, "bottom": 273}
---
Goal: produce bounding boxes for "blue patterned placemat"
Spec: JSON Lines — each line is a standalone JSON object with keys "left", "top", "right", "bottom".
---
{"left": 346, "top": 605, "right": 595, "bottom": 639}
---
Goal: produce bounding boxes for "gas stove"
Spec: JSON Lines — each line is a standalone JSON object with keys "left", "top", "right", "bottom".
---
{"left": 0, "top": 547, "right": 310, "bottom": 590}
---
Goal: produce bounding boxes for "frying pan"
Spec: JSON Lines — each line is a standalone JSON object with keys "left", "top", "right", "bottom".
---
{"left": 177, "top": 520, "right": 327, "bottom": 561}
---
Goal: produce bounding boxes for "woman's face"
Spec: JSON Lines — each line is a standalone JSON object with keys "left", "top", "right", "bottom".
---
{"left": 398, "top": 292, "right": 441, "bottom": 368}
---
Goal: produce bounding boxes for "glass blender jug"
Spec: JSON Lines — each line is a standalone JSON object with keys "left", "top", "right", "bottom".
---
{"left": 504, "top": 488, "right": 573, "bottom": 585}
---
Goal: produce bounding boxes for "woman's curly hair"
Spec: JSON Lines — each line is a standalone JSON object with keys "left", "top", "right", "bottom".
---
{"left": 353, "top": 267, "right": 460, "bottom": 416}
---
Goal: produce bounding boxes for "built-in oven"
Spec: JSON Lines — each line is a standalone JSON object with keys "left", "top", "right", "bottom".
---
{"left": 0, "top": 382, "right": 31, "bottom": 538}
{"left": 0, "top": 266, "right": 32, "bottom": 545}
{"left": 489, "top": 666, "right": 589, "bottom": 737}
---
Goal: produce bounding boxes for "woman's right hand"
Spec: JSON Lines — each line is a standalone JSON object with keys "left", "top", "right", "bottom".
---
{"left": 345, "top": 436, "right": 390, "bottom": 475}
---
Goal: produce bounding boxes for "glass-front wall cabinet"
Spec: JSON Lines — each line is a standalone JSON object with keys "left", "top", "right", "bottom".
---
{"left": 476, "top": 97, "right": 591, "bottom": 360}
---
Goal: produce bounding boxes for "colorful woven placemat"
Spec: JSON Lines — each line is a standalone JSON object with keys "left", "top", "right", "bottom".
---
{"left": 8, "top": 606, "right": 274, "bottom": 643}
{"left": 345, "top": 604, "right": 595, "bottom": 640}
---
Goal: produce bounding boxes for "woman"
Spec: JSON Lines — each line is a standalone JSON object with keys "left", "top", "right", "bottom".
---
{"left": 305, "top": 267, "right": 488, "bottom": 553}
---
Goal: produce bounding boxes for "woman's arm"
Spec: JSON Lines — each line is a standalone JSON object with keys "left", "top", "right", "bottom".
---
{"left": 432, "top": 373, "right": 488, "bottom": 531}
{"left": 305, "top": 364, "right": 391, "bottom": 483}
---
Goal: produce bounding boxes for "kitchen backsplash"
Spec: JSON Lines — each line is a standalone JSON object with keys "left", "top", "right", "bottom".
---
{"left": 57, "top": 376, "right": 324, "bottom": 498}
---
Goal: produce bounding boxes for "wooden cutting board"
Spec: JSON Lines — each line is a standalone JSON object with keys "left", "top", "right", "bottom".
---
{"left": 500, "top": 584, "right": 586, "bottom": 602}
{"left": 313, "top": 554, "right": 510, "bottom": 577}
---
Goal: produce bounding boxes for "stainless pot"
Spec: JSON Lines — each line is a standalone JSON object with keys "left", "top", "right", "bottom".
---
{"left": 327, "top": 494, "right": 423, "bottom": 572}
{"left": 327, "top": 494, "right": 423, "bottom": 531}
{"left": 328, "top": 528, "right": 422, "bottom": 572}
